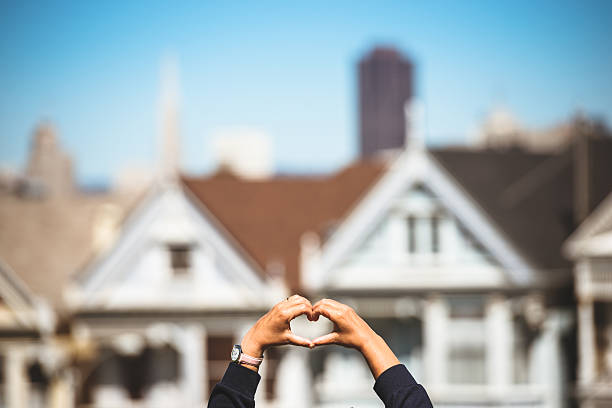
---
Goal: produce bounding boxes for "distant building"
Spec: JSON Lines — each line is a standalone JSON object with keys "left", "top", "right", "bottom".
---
{"left": 474, "top": 108, "right": 610, "bottom": 154}
{"left": 25, "top": 121, "right": 74, "bottom": 196}
{"left": 359, "top": 46, "right": 413, "bottom": 157}
{"left": 211, "top": 127, "right": 274, "bottom": 180}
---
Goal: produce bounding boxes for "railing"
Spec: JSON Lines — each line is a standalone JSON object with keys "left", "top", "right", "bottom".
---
{"left": 577, "top": 261, "right": 612, "bottom": 300}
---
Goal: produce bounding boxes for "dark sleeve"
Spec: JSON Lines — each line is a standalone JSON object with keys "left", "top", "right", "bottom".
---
{"left": 207, "top": 363, "right": 261, "bottom": 408}
{"left": 373, "top": 364, "right": 433, "bottom": 408}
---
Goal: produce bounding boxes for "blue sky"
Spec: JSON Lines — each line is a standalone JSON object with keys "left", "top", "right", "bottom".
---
{"left": 1, "top": 1, "right": 611, "bottom": 185}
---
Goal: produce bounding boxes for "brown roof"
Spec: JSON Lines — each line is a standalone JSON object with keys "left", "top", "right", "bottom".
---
{"left": 182, "top": 159, "right": 387, "bottom": 292}
{"left": 0, "top": 191, "right": 141, "bottom": 310}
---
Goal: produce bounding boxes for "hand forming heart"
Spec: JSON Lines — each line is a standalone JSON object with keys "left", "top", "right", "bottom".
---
{"left": 240, "top": 295, "right": 400, "bottom": 379}
{"left": 240, "top": 295, "right": 317, "bottom": 358}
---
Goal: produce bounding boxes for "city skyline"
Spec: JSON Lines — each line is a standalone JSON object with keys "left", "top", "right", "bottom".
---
{"left": 1, "top": 1, "right": 611, "bottom": 186}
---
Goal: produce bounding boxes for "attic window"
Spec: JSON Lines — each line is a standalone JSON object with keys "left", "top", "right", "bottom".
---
{"left": 406, "top": 214, "right": 441, "bottom": 254}
{"left": 168, "top": 243, "right": 192, "bottom": 275}
{"left": 407, "top": 215, "right": 416, "bottom": 253}
{"left": 431, "top": 215, "right": 440, "bottom": 253}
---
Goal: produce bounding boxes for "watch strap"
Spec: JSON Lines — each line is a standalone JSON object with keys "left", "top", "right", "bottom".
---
{"left": 239, "top": 352, "right": 263, "bottom": 368}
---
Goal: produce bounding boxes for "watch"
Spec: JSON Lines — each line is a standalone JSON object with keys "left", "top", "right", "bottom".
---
{"left": 231, "top": 344, "right": 263, "bottom": 368}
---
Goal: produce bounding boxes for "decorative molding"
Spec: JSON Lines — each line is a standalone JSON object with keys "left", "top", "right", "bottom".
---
{"left": 304, "top": 148, "right": 536, "bottom": 291}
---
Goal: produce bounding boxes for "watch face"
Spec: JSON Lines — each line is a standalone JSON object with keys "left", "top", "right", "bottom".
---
{"left": 231, "top": 346, "right": 240, "bottom": 362}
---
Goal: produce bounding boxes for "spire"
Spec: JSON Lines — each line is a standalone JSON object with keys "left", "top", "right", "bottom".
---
{"left": 405, "top": 99, "right": 425, "bottom": 150}
{"left": 158, "top": 56, "right": 181, "bottom": 184}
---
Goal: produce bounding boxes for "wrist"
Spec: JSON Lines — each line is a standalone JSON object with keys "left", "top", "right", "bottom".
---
{"left": 356, "top": 328, "right": 380, "bottom": 353}
{"left": 359, "top": 332, "right": 400, "bottom": 379}
{"left": 241, "top": 333, "right": 264, "bottom": 358}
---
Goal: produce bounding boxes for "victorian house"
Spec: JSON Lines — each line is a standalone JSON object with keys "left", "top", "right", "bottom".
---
{"left": 1, "top": 90, "right": 612, "bottom": 407}
{"left": 565, "top": 187, "right": 612, "bottom": 408}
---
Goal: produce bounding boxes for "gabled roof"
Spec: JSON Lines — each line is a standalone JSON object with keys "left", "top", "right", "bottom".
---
{"left": 308, "top": 147, "right": 540, "bottom": 289}
{"left": 431, "top": 148, "right": 574, "bottom": 274}
{"left": 70, "top": 184, "right": 284, "bottom": 311}
{"left": 0, "top": 258, "right": 51, "bottom": 333}
{"left": 182, "top": 159, "right": 387, "bottom": 292}
{"left": 432, "top": 137, "right": 612, "bottom": 273}
{"left": 564, "top": 191, "right": 612, "bottom": 258}
{"left": 184, "top": 139, "right": 612, "bottom": 292}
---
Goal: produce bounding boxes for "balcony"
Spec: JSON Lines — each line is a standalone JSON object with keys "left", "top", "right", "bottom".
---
{"left": 576, "top": 259, "right": 612, "bottom": 301}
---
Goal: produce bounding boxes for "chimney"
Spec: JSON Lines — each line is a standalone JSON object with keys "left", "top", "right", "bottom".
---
{"left": 405, "top": 100, "right": 425, "bottom": 150}
{"left": 573, "top": 118, "right": 592, "bottom": 225}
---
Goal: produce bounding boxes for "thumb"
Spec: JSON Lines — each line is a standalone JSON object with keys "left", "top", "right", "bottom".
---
{"left": 286, "top": 332, "right": 314, "bottom": 348}
{"left": 312, "top": 332, "right": 340, "bottom": 347}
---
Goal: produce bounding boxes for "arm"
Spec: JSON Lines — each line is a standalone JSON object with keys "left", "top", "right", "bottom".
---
{"left": 208, "top": 295, "right": 315, "bottom": 407}
{"left": 312, "top": 299, "right": 433, "bottom": 408}
{"left": 207, "top": 363, "right": 260, "bottom": 408}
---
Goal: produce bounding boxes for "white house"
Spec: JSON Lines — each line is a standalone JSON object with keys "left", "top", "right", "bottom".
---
{"left": 65, "top": 182, "right": 286, "bottom": 408}
{"left": 0, "top": 259, "right": 60, "bottom": 408}
{"left": 63, "top": 127, "right": 612, "bottom": 408}
{"left": 299, "top": 143, "right": 575, "bottom": 408}
{"left": 565, "top": 191, "right": 612, "bottom": 408}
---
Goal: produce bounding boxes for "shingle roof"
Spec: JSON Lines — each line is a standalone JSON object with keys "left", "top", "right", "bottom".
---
{"left": 182, "top": 159, "right": 388, "bottom": 292}
{"left": 3, "top": 138, "right": 610, "bottom": 304}
{"left": 432, "top": 148, "right": 574, "bottom": 273}
{"left": 432, "top": 138, "right": 612, "bottom": 274}
{"left": 184, "top": 139, "right": 612, "bottom": 290}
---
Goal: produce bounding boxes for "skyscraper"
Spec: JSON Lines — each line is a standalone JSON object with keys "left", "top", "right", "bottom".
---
{"left": 359, "top": 47, "right": 414, "bottom": 157}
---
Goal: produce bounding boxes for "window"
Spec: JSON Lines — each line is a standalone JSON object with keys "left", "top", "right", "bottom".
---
{"left": 263, "top": 348, "right": 282, "bottom": 400}
{"left": 168, "top": 243, "right": 191, "bottom": 275}
{"left": 447, "top": 296, "right": 486, "bottom": 384}
{"left": 406, "top": 214, "right": 441, "bottom": 254}
{"left": 431, "top": 216, "right": 439, "bottom": 253}
{"left": 407, "top": 216, "right": 416, "bottom": 253}
{"left": 207, "top": 335, "right": 234, "bottom": 395}
{"left": 448, "top": 345, "right": 485, "bottom": 384}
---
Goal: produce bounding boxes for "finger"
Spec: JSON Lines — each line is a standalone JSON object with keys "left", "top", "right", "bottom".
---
{"left": 283, "top": 303, "right": 312, "bottom": 321}
{"left": 312, "top": 302, "right": 341, "bottom": 323}
{"left": 286, "top": 332, "right": 314, "bottom": 348}
{"left": 313, "top": 298, "right": 342, "bottom": 309}
{"left": 285, "top": 296, "right": 316, "bottom": 320}
{"left": 288, "top": 295, "right": 312, "bottom": 308}
{"left": 274, "top": 296, "right": 308, "bottom": 315}
{"left": 312, "top": 332, "right": 340, "bottom": 346}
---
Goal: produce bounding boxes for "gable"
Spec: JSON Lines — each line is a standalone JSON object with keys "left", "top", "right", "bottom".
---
{"left": 181, "top": 161, "right": 385, "bottom": 293}
{"left": 303, "top": 148, "right": 537, "bottom": 291}
{"left": 326, "top": 185, "right": 509, "bottom": 290}
{"left": 0, "top": 259, "right": 52, "bottom": 333}
{"left": 565, "top": 191, "right": 612, "bottom": 259}
{"left": 68, "top": 185, "right": 284, "bottom": 311}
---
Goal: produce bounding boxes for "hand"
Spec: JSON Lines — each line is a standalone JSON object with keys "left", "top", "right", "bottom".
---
{"left": 311, "top": 298, "right": 400, "bottom": 379}
{"left": 310, "top": 298, "right": 375, "bottom": 350}
{"left": 240, "top": 295, "right": 315, "bottom": 368}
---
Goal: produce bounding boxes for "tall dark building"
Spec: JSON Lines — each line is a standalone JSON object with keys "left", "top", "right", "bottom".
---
{"left": 359, "top": 47, "right": 413, "bottom": 157}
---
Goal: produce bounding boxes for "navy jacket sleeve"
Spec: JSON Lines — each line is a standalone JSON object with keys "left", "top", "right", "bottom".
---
{"left": 207, "top": 363, "right": 260, "bottom": 408}
{"left": 208, "top": 362, "right": 432, "bottom": 408}
{"left": 374, "top": 364, "right": 433, "bottom": 408}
